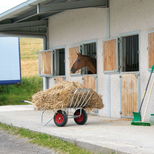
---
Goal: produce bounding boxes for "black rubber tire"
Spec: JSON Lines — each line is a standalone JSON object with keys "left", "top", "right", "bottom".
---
{"left": 74, "top": 109, "right": 88, "bottom": 125}
{"left": 54, "top": 110, "right": 68, "bottom": 127}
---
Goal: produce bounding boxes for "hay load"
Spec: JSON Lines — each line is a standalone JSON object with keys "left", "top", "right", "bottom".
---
{"left": 32, "top": 81, "right": 104, "bottom": 110}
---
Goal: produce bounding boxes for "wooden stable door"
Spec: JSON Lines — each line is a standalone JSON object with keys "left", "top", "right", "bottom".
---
{"left": 121, "top": 74, "right": 138, "bottom": 117}
{"left": 83, "top": 76, "right": 97, "bottom": 91}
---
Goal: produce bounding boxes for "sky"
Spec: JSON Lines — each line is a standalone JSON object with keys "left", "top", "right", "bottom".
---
{"left": 0, "top": 0, "right": 27, "bottom": 14}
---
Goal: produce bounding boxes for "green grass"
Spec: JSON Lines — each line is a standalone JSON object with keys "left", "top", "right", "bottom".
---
{"left": 0, "top": 123, "right": 92, "bottom": 154}
{"left": 0, "top": 76, "right": 42, "bottom": 106}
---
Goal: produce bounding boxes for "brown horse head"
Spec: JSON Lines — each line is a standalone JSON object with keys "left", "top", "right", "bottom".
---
{"left": 71, "top": 52, "right": 96, "bottom": 74}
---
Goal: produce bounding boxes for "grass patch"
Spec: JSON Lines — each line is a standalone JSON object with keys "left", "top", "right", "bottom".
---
{"left": 0, "top": 123, "right": 92, "bottom": 154}
{"left": 20, "top": 38, "right": 43, "bottom": 60}
{"left": 0, "top": 76, "right": 42, "bottom": 106}
{"left": 20, "top": 38, "right": 44, "bottom": 77}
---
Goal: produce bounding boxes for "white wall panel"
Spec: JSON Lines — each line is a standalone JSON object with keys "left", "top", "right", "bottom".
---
{"left": 49, "top": 8, "right": 108, "bottom": 47}
{"left": 110, "top": 0, "right": 154, "bottom": 36}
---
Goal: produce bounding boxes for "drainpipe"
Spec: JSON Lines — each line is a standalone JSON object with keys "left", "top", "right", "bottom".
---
{"left": 43, "top": 34, "right": 49, "bottom": 90}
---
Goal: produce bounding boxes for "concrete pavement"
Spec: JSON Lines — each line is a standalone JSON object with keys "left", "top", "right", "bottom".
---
{"left": 0, "top": 130, "right": 57, "bottom": 154}
{"left": 0, "top": 105, "right": 154, "bottom": 154}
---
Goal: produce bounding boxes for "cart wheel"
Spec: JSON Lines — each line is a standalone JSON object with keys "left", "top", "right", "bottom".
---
{"left": 54, "top": 110, "right": 68, "bottom": 127}
{"left": 74, "top": 109, "right": 87, "bottom": 125}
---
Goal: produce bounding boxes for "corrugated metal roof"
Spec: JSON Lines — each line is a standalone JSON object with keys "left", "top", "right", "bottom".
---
{"left": 0, "top": 0, "right": 50, "bottom": 21}
{"left": 0, "top": 0, "right": 109, "bottom": 35}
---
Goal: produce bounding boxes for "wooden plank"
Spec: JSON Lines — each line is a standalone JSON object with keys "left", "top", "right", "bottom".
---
{"left": 83, "top": 75, "right": 96, "bottom": 91}
{"left": 69, "top": 46, "right": 81, "bottom": 74}
{"left": 122, "top": 74, "right": 138, "bottom": 117}
{"left": 41, "top": 51, "right": 53, "bottom": 75}
{"left": 148, "top": 32, "right": 154, "bottom": 68}
{"left": 103, "top": 39, "right": 117, "bottom": 71}
{"left": 55, "top": 77, "right": 65, "bottom": 84}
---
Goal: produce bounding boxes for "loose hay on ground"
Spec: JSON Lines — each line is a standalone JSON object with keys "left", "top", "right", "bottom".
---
{"left": 32, "top": 81, "right": 104, "bottom": 110}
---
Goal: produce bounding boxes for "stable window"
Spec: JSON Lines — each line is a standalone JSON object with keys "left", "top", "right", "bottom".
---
{"left": 53, "top": 48, "right": 65, "bottom": 76}
{"left": 119, "top": 35, "right": 139, "bottom": 72}
{"left": 80, "top": 42, "right": 97, "bottom": 74}
{"left": 39, "top": 50, "right": 53, "bottom": 76}
{"left": 103, "top": 39, "right": 118, "bottom": 72}
{"left": 39, "top": 48, "right": 65, "bottom": 76}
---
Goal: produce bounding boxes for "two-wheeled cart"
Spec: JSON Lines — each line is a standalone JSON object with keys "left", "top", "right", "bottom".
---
{"left": 41, "top": 88, "right": 94, "bottom": 127}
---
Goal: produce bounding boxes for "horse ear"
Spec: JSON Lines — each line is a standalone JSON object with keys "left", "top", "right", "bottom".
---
{"left": 76, "top": 51, "right": 82, "bottom": 57}
{"left": 77, "top": 52, "right": 81, "bottom": 56}
{"left": 75, "top": 48, "right": 82, "bottom": 56}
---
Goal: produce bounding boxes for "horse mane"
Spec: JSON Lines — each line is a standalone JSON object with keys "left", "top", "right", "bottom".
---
{"left": 81, "top": 55, "right": 96, "bottom": 66}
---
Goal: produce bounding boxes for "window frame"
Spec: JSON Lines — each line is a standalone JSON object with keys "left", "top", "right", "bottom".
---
{"left": 80, "top": 41, "right": 97, "bottom": 75}
{"left": 118, "top": 34, "right": 140, "bottom": 73}
{"left": 53, "top": 48, "right": 66, "bottom": 76}
{"left": 69, "top": 40, "right": 98, "bottom": 76}
{"left": 103, "top": 33, "right": 140, "bottom": 74}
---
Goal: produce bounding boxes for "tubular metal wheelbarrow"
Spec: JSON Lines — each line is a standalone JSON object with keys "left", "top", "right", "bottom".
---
{"left": 41, "top": 88, "right": 94, "bottom": 127}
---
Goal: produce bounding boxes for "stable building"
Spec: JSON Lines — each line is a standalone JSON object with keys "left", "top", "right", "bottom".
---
{"left": 0, "top": 0, "right": 154, "bottom": 120}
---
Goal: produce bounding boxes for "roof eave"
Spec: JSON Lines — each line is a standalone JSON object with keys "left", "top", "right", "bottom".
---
{"left": 0, "top": 0, "right": 46, "bottom": 22}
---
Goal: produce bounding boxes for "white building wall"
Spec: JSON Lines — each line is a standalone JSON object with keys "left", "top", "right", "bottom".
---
{"left": 47, "top": 1, "right": 154, "bottom": 119}
{"left": 48, "top": 8, "right": 109, "bottom": 47}
{"left": 48, "top": 8, "right": 111, "bottom": 117}
{"left": 110, "top": 0, "right": 154, "bottom": 120}
{"left": 110, "top": 0, "right": 154, "bottom": 36}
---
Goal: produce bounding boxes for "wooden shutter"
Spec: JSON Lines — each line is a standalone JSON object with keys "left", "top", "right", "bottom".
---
{"left": 83, "top": 76, "right": 97, "bottom": 91}
{"left": 148, "top": 32, "right": 154, "bottom": 68}
{"left": 121, "top": 74, "right": 138, "bottom": 117}
{"left": 69, "top": 46, "right": 81, "bottom": 74}
{"left": 39, "top": 51, "right": 53, "bottom": 75}
{"left": 103, "top": 39, "right": 118, "bottom": 72}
